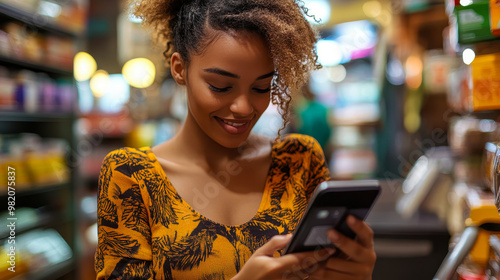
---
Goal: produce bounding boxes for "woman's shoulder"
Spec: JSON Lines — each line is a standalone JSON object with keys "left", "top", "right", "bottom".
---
{"left": 102, "top": 146, "right": 152, "bottom": 167}
{"left": 274, "top": 133, "right": 322, "bottom": 154}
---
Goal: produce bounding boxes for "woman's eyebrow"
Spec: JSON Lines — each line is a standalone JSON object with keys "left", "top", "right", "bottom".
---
{"left": 256, "top": 71, "right": 276, "bottom": 80}
{"left": 203, "top": 68, "right": 275, "bottom": 80}
{"left": 203, "top": 68, "right": 239, "bottom": 78}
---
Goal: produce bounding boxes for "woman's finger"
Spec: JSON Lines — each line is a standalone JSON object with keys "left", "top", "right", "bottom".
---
{"left": 277, "top": 247, "right": 335, "bottom": 271}
{"left": 327, "top": 229, "right": 372, "bottom": 263}
{"left": 254, "top": 234, "right": 293, "bottom": 257}
{"left": 346, "top": 215, "right": 374, "bottom": 249}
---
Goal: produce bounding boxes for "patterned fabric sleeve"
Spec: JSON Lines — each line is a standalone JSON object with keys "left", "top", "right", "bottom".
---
{"left": 95, "top": 149, "right": 154, "bottom": 280}
{"left": 304, "top": 135, "right": 332, "bottom": 201}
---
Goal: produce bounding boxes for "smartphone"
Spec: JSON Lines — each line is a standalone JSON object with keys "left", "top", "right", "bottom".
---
{"left": 284, "top": 180, "right": 381, "bottom": 254}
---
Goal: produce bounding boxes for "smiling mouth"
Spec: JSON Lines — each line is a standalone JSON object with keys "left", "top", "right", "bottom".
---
{"left": 214, "top": 116, "right": 254, "bottom": 135}
{"left": 219, "top": 119, "right": 248, "bottom": 127}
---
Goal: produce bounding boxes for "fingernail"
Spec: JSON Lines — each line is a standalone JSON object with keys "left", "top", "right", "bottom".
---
{"left": 327, "top": 248, "right": 336, "bottom": 255}
{"left": 348, "top": 215, "right": 357, "bottom": 225}
{"left": 328, "top": 230, "right": 339, "bottom": 242}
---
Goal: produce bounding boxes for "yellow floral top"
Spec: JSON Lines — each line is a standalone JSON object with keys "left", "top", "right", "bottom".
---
{"left": 95, "top": 134, "right": 330, "bottom": 280}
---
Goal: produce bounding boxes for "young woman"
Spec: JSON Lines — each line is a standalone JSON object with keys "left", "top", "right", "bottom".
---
{"left": 95, "top": 0, "right": 376, "bottom": 279}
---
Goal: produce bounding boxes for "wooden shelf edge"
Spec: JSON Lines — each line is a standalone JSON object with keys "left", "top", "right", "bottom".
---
{"left": 0, "top": 212, "right": 73, "bottom": 240}
{"left": 11, "top": 258, "right": 75, "bottom": 280}
{"left": 0, "top": 54, "right": 73, "bottom": 76}
{"left": 0, "top": 182, "right": 70, "bottom": 199}
{"left": 0, "top": 2, "right": 78, "bottom": 38}
{"left": 0, "top": 111, "right": 76, "bottom": 122}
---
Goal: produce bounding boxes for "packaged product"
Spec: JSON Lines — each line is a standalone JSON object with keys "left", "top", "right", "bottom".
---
{"left": 449, "top": 117, "right": 500, "bottom": 155}
{"left": 491, "top": 0, "right": 500, "bottom": 37}
{"left": 469, "top": 53, "right": 500, "bottom": 111}
{"left": 455, "top": 1, "right": 499, "bottom": 44}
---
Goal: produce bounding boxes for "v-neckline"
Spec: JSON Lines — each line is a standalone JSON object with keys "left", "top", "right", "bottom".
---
{"left": 146, "top": 141, "right": 277, "bottom": 228}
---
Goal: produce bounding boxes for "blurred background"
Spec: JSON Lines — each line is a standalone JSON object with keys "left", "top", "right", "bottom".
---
{"left": 1, "top": 0, "right": 500, "bottom": 279}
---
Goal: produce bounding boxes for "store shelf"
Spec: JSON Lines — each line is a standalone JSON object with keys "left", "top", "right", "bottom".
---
{"left": 11, "top": 258, "right": 75, "bottom": 280}
{"left": 0, "top": 54, "right": 73, "bottom": 76}
{"left": 0, "top": 111, "right": 76, "bottom": 122}
{"left": 0, "top": 213, "right": 72, "bottom": 240}
{"left": 0, "top": 182, "right": 69, "bottom": 199}
{"left": 0, "top": 1, "right": 80, "bottom": 278}
{"left": 0, "top": 2, "right": 77, "bottom": 38}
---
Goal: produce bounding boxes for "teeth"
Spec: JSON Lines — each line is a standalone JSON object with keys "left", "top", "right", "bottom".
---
{"left": 221, "top": 119, "right": 246, "bottom": 127}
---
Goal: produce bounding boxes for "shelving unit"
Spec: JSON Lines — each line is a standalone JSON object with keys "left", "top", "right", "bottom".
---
{"left": 0, "top": 54, "right": 73, "bottom": 76}
{"left": 0, "top": 2, "right": 80, "bottom": 279}
{"left": 0, "top": 182, "right": 69, "bottom": 198}
{"left": 0, "top": 112, "right": 76, "bottom": 122}
{"left": 11, "top": 259, "right": 76, "bottom": 280}
{"left": 0, "top": 2, "right": 78, "bottom": 38}
{"left": 429, "top": 1, "right": 500, "bottom": 278}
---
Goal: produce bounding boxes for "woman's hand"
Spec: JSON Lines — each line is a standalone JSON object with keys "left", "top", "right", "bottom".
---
{"left": 309, "top": 215, "right": 377, "bottom": 280}
{"left": 233, "top": 234, "right": 336, "bottom": 280}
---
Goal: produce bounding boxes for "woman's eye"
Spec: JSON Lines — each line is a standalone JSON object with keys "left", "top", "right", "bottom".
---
{"left": 253, "top": 88, "right": 271, "bottom": 94}
{"left": 209, "top": 84, "right": 231, "bottom": 92}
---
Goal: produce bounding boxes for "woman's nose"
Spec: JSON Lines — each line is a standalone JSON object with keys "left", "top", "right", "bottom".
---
{"left": 230, "top": 93, "right": 254, "bottom": 117}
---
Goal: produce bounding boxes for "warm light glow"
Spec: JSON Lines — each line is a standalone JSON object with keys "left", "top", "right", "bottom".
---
{"left": 363, "top": 1, "right": 382, "bottom": 18}
{"left": 122, "top": 58, "right": 156, "bottom": 88}
{"left": 376, "top": 9, "right": 392, "bottom": 27}
{"left": 405, "top": 55, "right": 423, "bottom": 89}
{"left": 404, "top": 111, "right": 421, "bottom": 133}
{"left": 90, "top": 70, "right": 110, "bottom": 98}
{"left": 462, "top": 48, "right": 475, "bottom": 65}
{"left": 74, "top": 52, "right": 97, "bottom": 81}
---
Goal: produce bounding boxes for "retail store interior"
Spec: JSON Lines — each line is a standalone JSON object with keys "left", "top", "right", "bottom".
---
{"left": 1, "top": 0, "right": 500, "bottom": 279}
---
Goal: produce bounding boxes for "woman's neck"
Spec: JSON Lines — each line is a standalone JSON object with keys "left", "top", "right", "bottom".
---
{"left": 171, "top": 112, "right": 252, "bottom": 171}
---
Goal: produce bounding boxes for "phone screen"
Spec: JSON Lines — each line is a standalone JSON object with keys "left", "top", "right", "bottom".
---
{"left": 303, "top": 206, "right": 347, "bottom": 246}
{"left": 284, "top": 180, "right": 381, "bottom": 254}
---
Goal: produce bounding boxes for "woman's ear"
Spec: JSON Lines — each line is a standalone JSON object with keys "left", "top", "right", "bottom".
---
{"left": 171, "top": 52, "right": 186, "bottom": 85}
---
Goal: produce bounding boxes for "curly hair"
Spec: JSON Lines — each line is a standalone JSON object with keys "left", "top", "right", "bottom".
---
{"left": 130, "top": 0, "right": 321, "bottom": 135}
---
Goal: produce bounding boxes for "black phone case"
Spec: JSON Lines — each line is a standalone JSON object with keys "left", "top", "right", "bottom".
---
{"left": 284, "top": 180, "right": 381, "bottom": 254}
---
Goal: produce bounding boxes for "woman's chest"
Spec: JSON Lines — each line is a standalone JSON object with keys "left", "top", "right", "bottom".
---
{"left": 163, "top": 158, "right": 272, "bottom": 226}
{"left": 141, "top": 161, "right": 311, "bottom": 279}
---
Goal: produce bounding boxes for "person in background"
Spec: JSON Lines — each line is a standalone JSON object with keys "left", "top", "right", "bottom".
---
{"left": 295, "top": 82, "right": 332, "bottom": 162}
{"left": 95, "top": 0, "right": 376, "bottom": 279}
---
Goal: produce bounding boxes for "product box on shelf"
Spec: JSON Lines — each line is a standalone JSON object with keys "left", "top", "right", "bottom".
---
{"left": 454, "top": 1, "right": 500, "bottom": 44}
{"left": 449, "top": 117, "right": 500, "bottom": 156}
{"left": 491, "top": 0, "right": 500, "bottom": 36}
{"left": 470, "top": 53, "right": 500, "bottom": 111}
{"left": 53, "top": 0, "right": 89, "bottom": 33}
{"left": 0, "top": 134, "right": 70, "bottom": 192}
{"left": 424, "top": 51, "right": 461, "bottom": 94}
{"left": 483, "top": 142, "right": 499, "bottom": 191}
{"left": 485, "top": 142, "right": 500, "bottom": 214}
{"left": 0, "top": 0, "right": 38, "bottom": 13}
{"left": 446, "top": 64, "right": 471, "bottom": 112}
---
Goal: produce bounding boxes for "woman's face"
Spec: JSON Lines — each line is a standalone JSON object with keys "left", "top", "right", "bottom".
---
{"left": 172, "top": 31, "right": 274, "bottom": 148}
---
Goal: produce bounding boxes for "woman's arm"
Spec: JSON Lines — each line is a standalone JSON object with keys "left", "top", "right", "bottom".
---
{"left": 305, "top": 136, "right": 331, "bottom": 201}
{"left": 95, "top": 149, "right": 154, "bottom": 280}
